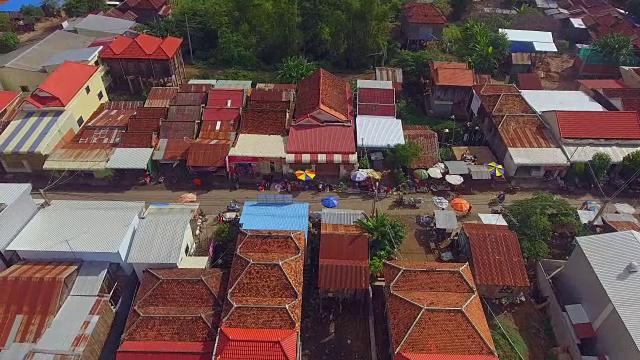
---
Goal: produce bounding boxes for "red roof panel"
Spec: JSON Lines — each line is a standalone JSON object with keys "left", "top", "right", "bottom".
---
{"left": 117, "top": 341, "right": 213, "bottom": 360}
{"left": 577, "top": 79, "right": 627, "bottom": 90}
{"left": 358, "top": 88, "right": 395, "bottom": 105}
{"left": 162, "top": 139, "right": 191, "bottom": 160}
{"left": 100, "top": 35, "right": 182, "bottom": 59}
{"left": 87, "top": 109, "right": 136, "bottom": 127}
{"left": 119, "top": 132, "right": 154, "bottom": 147}
{"left": 0, "top": 90, "right": 19, "bottom": 111}
{"left": 403, "top": 2, "right": 446, "bottom": 24}
{"left": 27, "top": 61, "right": 98, "bottom": 107}
{"left": 159, "top": 121, "right": 194, "bottom": 139}
{"left": 517, "top": 73, "right": 543, "bottom": 90}
{"left": 207, "top": 89, "right": 245, "bottom": 108}
{"left": 462, "top": 223, "right": 529, "bottom": 288}
{"left": 240, "top": 109, "right": 287, "bottom": 135}
{"left": 202, "top": 108, "right": 240, "bottom": 122}
{"left": 358, "top": 103, "right": 396, "bottom": 117}
{"left": 555, "top": 110, "right": 640, "bottom": 139}
{"left": 433, "top": 68, "right": 474, "bottom": 87}
{"left": 187, "top": 140, "right": 230, "bottom": 167}
{"left": 287, "top": 125, "right": 356, "bottom": 153}
{"left": 215, "top": 328, "right": 297, "bottom": 360}
{"left": 318, "top": 224, "right": 369, "bottom": 290}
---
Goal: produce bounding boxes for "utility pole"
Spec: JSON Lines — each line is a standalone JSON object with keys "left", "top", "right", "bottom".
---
{"left": 185, "top": 14, "right": 194, "bottom": 62}
{"left": 590, "top": 167, "right": 640, "bottom": 226}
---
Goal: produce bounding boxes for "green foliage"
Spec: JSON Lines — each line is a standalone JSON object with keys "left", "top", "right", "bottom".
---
{"left": 490, "top": 314, "right": 529, "bottom": 360}
{"left": 358, "top": 155, "right": 371, "bottom": 169}
{"left": 390, "top": 48, "right": 456, "bottom": 82}
{"left": 628, "top": 0, "right": 640, "bottom": 19}
{"left": 387, "top": 141, "right": 422, "bottom": 168}
{"left": 213, "top": 222, "right": 239, "bottom": 243}
{"left": 442, "top": 24, "right": 461, "bottom": 53}
{"left": 439, "top": 147, "right": 452, "bottom": 161}
{"left": 355, "top": 213, "right": 406, "bottom": 274}
{"left": 450, "top": 0, "right": 472, "bottom": 16}
{"left": 62, "top": 0, "right": 106, "bottom": 17}
{"left": 277, "top": 56, "right": 317, "bottom": 83}
{"left": 466, "top": 12, "right": 512, "bottom": 32}
{"left": 593, "top": 32, "right": 634, "bottom": 65}
{"left": 454, "top": 20, "right": 510, "bottom": 74}
{"left": 0, "top": 32, "right": 19, "bottom": 54}
{"left": 20, "top": 5, "right": 45, "bottom": 19}
{"left": 0, "top": 13, "right": 12, "bottom": 32}
{"left": 622, "top": 150, "right": 640, "bottom": 175}
{"left": 505, "top": 192, "right": 583, "bottom": 260}
{"left": 555, "top": 39, "right": 569, "bottom": 53}
{"left": 433, "top": 0, "right": 452, "bottom": 16}
{"left": 590, "top": 152, "right": 611, "bottom": 183}
{"left": 394, "top": 169, "right": 407, "bottom": 186}
{"left": 137, "top": 17, "right": 180, "bottom": 38}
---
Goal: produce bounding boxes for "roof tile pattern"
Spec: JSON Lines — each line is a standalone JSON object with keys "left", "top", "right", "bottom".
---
{"left": 295, "top": 69, "right": 350, "bottom": 123}
{"left": 555, "top": 111, "right": 640, "bottom": 139}
{"left": 433, "top": 68, "right": 474, "bottom": 87}
{"left": 287, "top": 125, "right": 356, "bottom": 154}
{"left": 403, "top": 2, "right": 446, "bottom": 24}
{"left": 240, "top": 109, "right": 287, "bottom": 135}
{"left": 318, "top": 225, "right": 369, "bottom": 290}
{"left": 498, "top": 115, "right": 556, "bottom": 148}
{"left": 216, "top": 328, "right": 297, "bottom": 360}
{"left": 403, "top": 125, "right": 439, "bottom": 168}
{"left": 383, "top": 261, "right": 497, "bottom": 359}
{"left": 100, "top": 34, "right": 182, "bottom": 59}
{"left": 462, "top": 223, "right": 529, "bottom": 287}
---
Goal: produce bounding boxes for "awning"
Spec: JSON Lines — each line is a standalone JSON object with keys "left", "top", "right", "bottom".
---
{"left": 468, "top": 164, "right": 491, "bottom": 179}
{"left": 107, "top": 148, "right": 153, "bottom": 169}
{"left": 286, "top": 153, "right": 357, "bottom": 164}
{"left": 563, "top": 145, "right": 640, "bottom": 164}
{"left": 577, "top": 210, "right": 603, "bottom": 225}
{"left": 435, "top": 210, "right": 458, "bottom": 230}
{"left": 478, "top": 213, "right": 508, "bottom": 225}
{"left": 444, "top": 161, "right": 469, "bottom": 175}
{"left": 228, "top": 134, "right": 286, "bottom": 159}
{"left": 43, "top": 148, "right": 112, "bottom": 170}
{"left": 508, "top": 148, "right": 569, "bottom": 166}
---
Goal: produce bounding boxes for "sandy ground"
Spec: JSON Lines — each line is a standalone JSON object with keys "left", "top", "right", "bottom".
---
{"left": 18, "top": 17, "right": 67, "bottom": 45}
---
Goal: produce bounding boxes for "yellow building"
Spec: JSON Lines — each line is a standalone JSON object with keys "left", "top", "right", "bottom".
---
{"left": 0, "top": 61, "right": 109, "bottom": 173}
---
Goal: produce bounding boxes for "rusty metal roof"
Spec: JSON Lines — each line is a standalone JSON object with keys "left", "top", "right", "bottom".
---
{"left": 86, "top": 109, "right": 136, "bottom": 127}
{"left": 172, "top": 92, "right": 206, "bottom": 106}
{"left": 104, "top": 100, "right": 144, "bottom": 110}
{"left": 167, "top": 105, "right": 201, "bottom": 122}
{"left": 145, "top": 87, "right": 178, "bottom": 107}
{"left": 498, "top": 115, "right": 556, "bottom": 148}
{"left": 159, "top": 121, "right": 195, "bottom": 139}
{"left": 187, "top": 140, "right": 230, "bottom": 167}
{"left": 179, "top": 83, "right": 212, "bottom": 93}
{"left": 134, "top": 107, "right": 167, "bottom": 120}
{"left": 76, "top": 127, "right": 123, "bottom": 144}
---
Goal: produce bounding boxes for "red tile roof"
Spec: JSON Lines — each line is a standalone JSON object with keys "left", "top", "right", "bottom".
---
{"left": 403, "top": 2, "right": 446, "bottom": 24}
{"left": 100, "top": 34, "right": 182, "bottom": 59}
{"left": 358, "top": 88, "right": 395, "bottom": 105}
{"left": 358, "top": 103, "right": 397, "bottom": 117}
{"left": 0, "top": 262, "right": 78, "bottom": 349}
{"left": 119, "top": 132, "right": 154, "bottom": 147}
{"left": 462, "top": 223, "right": 529, "bottom": 288}
{"left": 202, "top": 108, "right": 240, "bottom": 122}
{"left": 295, "top": 69, "right": 351, "bottom": 124}
{"left": 403, "top": 125, "right": 439, "bottom": 168}
{"left": 160, "top": 121, "right": 194, "bottom": 139}
{"left": 121, "top": 268, "right": 227, "bottom": 347}
{"left": 601, "top": 88, "right": 640, "bottom": 99}
{"left": 318, "top": 224, "right": 369, "bottom": 290}
{"left": 187, "top": 140, "right": 230, "bottom": 167}
{"left": 517, "top": 73, "right": 543, "bottom": 90}
{"left": 492, "top": 94, "right": 535, "bottom": 115}
{"left": 555, "top": 111, "right": 640, "bottom": 139}
{"left": 432, "top": 68, "right": 475, "bottom": 87}
{"left": 117, "top": 341, "right": 213, "bottom": 360}
{"left": 215, "top": 328, "right": 297, "bottom": 360}
{"left": 473, "top": 84, "right": 519, "bottom": 96}
{"left": 207, "top": 89, "right": 245, "bottom": 108}
{"left": 103, "top": 7, "right": 138, "bottom": 21}
{"left": 383, "top": 261, "right": 497, "bottom": 359}
{"left": 498, "top": 115, "right": 556, "bottom": 148}
{"left": 287, "top": 125, "right": 356, "bottom": 154}
{"left": 240, "top": 109, "right": 287, "bottom": 135}
{"left": 25, "top": 61, "right": 98, "bottom": 108}
{"left": 577, "top": 79, "right": 626, "bottom": 90}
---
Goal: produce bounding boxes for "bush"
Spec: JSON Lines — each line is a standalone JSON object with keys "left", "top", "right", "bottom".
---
{"left": 213, "top": 222, "right": 238, "bottom": 243}
{"left": 555, "top": 39, "right": 569, "bottom": 53}
{"left": 0, "top": 32, "right": 19, "bottom": 54}
{"left": 358, "top": 156, "right": 371, "bottom": 169}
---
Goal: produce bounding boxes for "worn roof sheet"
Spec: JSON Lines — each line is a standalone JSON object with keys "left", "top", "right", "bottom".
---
{"left": 498, "top": 114, "right": 557, "bottom": 148}
{"left": 87, "top": 108, "right": 136, "bottom": 127}
{"left": 508, "top": 148, "right": 569, "bottom": 166}
{"left": 462, "top": 223, "right": 529, "bottom": 287}
{"left": 375, "top": 67, "right": 403, "bottom": 85}
{"left": 202, "top": 107, "right": 240, "bottom": 122}
{"left": 433, "top": 68, "right": 475, "bottom": 86}
{"left": 127, "top": 118, "right": 160, "bottom": 132}
{"left": 517, "top": 72, "right": 544, "bottom": 90}
{"left": 172, "top": 92, "right": 206, "bottom": 106}
{"left": 70, "top": 261, "right": 110, "bottom": 296}
{"left": 358, "top": 88, "right": 395, "bottom": 105}
{"left": 43, "top": 147, "right": 112, "bottom": 170}
{"left": 167, "top": 105, "right": 201, "bottom": 122}
{"left": 179, "top": 83, "right": 212, "bottom": 93}
{"left": 198, "top": 119, "right": 236, "bottom": 141}
{"left": 287, "top": 125, "right": 356, "bottom": 154}
{"left": 604, "top": 220, "right": 640, "bottom": 232}
{"left": 321, "top": 208, "right": 365, "bottom": 225}
{"left": 119, "top": 131, "right": 154, "bottom": 147}
{"left": 187, "top": 140, "right": 230, "bottom": 167}
{"left": 145, "top": 87, "right": 178, "bottom": 107}
{"left": 356, "top": 116, "right": 405, "bottom": 148}
{"left": 153, "top": 138, "right": 191, "bottom": 161}
{"left": 295, "top": 69, "right": 350, "bottom": 123}
{"left": 215, "top": 80, "right": 252, "bottom": 90}
{"left": 105, "top": 100, "right": 144, "bottom": 110}
{"left": 319, "top": 229, "right": 369, "bottom": 290}
{"left": 562, "top": 144, "right": 640, "bottom": 163}
{"left": 228, "top": 134, "right": 286, "bottom": 158}
{"left": 240, "top": 109, "right": 287, "bottom": 135}
{"left": 521, "top": 90, "right": 606, "bottom": 112}
{"left": 107, "top": 147, "right": 154, "bottom": 169}
{"left": 357, "top": 103, "right": 396, "bottom": 117}
{"left": 74, "top": 14, "right": 135, "bottom": 34}
{"left": 159, "top": 121, "right": 195, "bottom": 139}
{"left": 383, "top": 261, "right": 497, "bottom": 358}
{"left": 403, "top": 125, "right": 439, "bottom": 168}
{"left": 555, "top": 111, "right": 640, "bottom": 139}
{"left": 207, "top": 89, "right": 245, "bottom": 108}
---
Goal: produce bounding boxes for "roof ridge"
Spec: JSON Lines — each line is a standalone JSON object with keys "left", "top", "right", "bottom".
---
{"left": 461, "top": 293, "right": 498, "bottom": 355}
{"left": 396, "top": 307, "right": 425, "bottom": 354}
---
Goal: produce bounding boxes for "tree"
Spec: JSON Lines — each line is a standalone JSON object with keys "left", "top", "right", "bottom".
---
{"left": 41, "top": 0, "right": 60, "bottom": 16}
{"left": 355, "top": 212, "right": 406, "bottom": 274}
{"left": 505, "top": 192, "right": 585, "bottom": 260}
{"left": 62, "top": 0, "right": 106, "bottom": 17}
{"left": 0, "top": 32, "right": 19, "bottom": 54}
{"left": 20, "top": 5, "right": 45, "bottom": 20}
{"left": 450, "top": 0, "right": 472, "bottom": 17}
{"left": 390, "top": 48, "right": 456, "bottom": 83}
{"left": 277, "top": 56, "right": 317, "bottom": 83}
{"left": 454, "top": 20, "right": 509, "bottom": 73}
{"left": 137, "top": 17, "right": 181, "bottom": 38}
{"left": 590, "top": 152, "right": 611, "bottom": 183}
{"left": 622, "top": 150, "right": 640, "bottom": 176}
{"left": 387, "top": 141, "right": 421, "bottom": 168}
{"left": 213, "top": 222, "right": 239, "bottom": 243}
{"left": 593, "top": 32, "right": 634, "bottom": 65}
{"left": 0, "top": 13, "right": 12, "bottom": 32}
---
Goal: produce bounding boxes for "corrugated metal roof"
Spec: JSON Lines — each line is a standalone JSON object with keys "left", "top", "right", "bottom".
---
{"left": 356, "top": 116, "right": 404, "bottom": 148}
{"left": 358, "top": 88, "right": 395, "bottom": 105}
{"left": 508, "top": 148, "right": 569, "bottom": 166}
{"left": 172, "top": 92, "right": 205, "bottom": 106}
{"left": 240, "top": 201, "right": 310, "bottom": 239}
{"left": 498, "top": 114, "right": 557, "bottom": 148}
{"left": 43, "top": 148, "right": 113, "bottom": 170}
{"left": 70, "top": 261, "right": 110, "bottom": 296}
{"left": 107, "top": 147, "right": 153, "bottom": 169}
{"left": 159, "top": 121, "right": 195, "bottom": 139}
{"left": 287, "top": 124, "right": 356, "bottom": 154}
{"left": 521, "top": 90, "right": 605, "bottom": 112}
{"left": 127, "top": 204, "right": 196, "bottom": 264}
{"left": 145, "top": 87, "right": 178, "bottom": 107}
{"left": 188, "top": 79, "right": 217, "bottom": 85}
{"left": 435, "top": 210, "right": 458, "bottom": 229}
{"left": 318, "top": 229, "right": 369, "bottom": 290}
{"left": 555, "top": 111, "right": 640, "bottom": 139}
{"left": 41, "top": 46, "right": 102, "bottom": 67}
{"left": 0, "top": 183, "right": 31, "bottom": 204}
{"left": 563, "top": 144, "right": 640, "bottom": 163}
{"left": 356, "top": 79, "right": 393, "bottom": 89}
{"left": 228, "top": 134, "right": 285, "bottom": 158}
{"left": 153, "top": 138, "right": 192, "bottom": 161}
{"left": 0, "top": 110, "right": 66, "bottom": 155}
{"left": 187, "top": 140, "right": 230, "bottom": 167}
{"left": 167, "top": 105, "right": 201, "bottom": 122}
{"left": 320, "top": 208, "right": 365, "bottom": 225}
{"left": 74, "top": 14, "right": 135, "bottom": 34}
{"left": 575, "top": 231, "right": 640, "bottom": 348}
{"left": 215, "top": 80, "right": 252, "bottom": 90}
{"left": 444, "top": 161, "right": 470, "bottom": 175}
{"left": 7, "top": 200, "right": 144, "bottom": 254}
{"left": 86, "top": 109, "right": 136, "bottom": 127}
{"left": 375, "top": 67, "right": 403, "bottom": 85}
{"left": 104, "top": 100, "right": 144, "bottom": 110}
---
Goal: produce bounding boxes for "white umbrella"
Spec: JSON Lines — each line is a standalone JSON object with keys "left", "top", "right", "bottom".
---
{"left": 427, "top": 167, "right": 443, "bottom": 179}
{"left": 445, "top": 174, "right": 464, "bottom": 186}
{"left": 614, "top": 203, "right": 636, "bottom": 214}
{"left": 350, "top": 170, "right": 369, "bottom": 182}
{"left": 433, "top": 196, "right": 449, "bottom": 209}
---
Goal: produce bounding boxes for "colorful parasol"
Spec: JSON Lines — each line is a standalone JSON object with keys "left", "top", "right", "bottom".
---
{"left": 450, "top": 198, "right": 470, "bottom": 212}
{"left": 487, "top": 162, "right": 505, "bottom": 177}
{"left": 350, "top": 169, "right": 369, "bottom": 182}
{"left": 368, "top": 169, "right": 383, "bottom": 180}
{"left": 433, "top": 196, "right": 449, "bottom": 209}
{"left": 321, "top": 196, "right": 339, "bottom": 208}
{"left": 413, "top": 169, "right": 429, "bottom": 180}
{"left": 445, "top": 174, "right": 464, "bottom": 186}
{"left": 295, "top": 169, "right": 316, "bottom": 181}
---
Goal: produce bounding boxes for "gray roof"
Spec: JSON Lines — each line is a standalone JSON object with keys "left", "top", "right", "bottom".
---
{"left": 70, "top": 261, "right": 109, "bottom": 296}
{"left": 188, "top": 79, "right": 217, "bottom": 85}
{"left": 73, "top": 14, "right": 136, "bottom": 35}
{"left": 435, "top": 210, "right": 458, "bottom": 230}
{"left": 0, "top": 30, "right": 94, "bottom": 71}
{"left": 41, "top": 46, "right": 102, "bottom": 68}
{"left": 576, "top": 230, "right": 640, "bottom": 348}
{"left": 7, "top": 200, "right": 144, "bottom": 253}
{"left": 126, "top": 203, "right": 198, "bottom": 264}
{"left": 0, "top": 183, "right": 31, "bottom": 204}
{"left": 321, "top": 208, "right": 365, "bottom": 225}
{"left": 107, "top": 147, "right": 154, "bottom": 169}
{"left": 444, "top": 161, "right": 470, "bottom": 175}
{"left": 215, "top": 80, "right": 252, "bottom": 90}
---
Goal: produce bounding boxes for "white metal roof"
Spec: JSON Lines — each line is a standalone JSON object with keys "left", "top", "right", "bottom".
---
{"left": 73, "top": 14, "right": 135, "bottom": 34}
{"left": 577, "top": 210, "right": 603, "bottom": 225}
{"left": 521, "top": 90, "right": 606, "bottom": 113}
{"left": 576, "top": 231, "right": 640, "bottom": 349}
{"left": 179, "top": 256, "right": 209, "bottom": 268}
{"left": 0, "top": 183, "right": 31, "bottom": 205}
{"left": 188, "top": 79, "right": 217, "bottom": 85}
{"left": 563, "top": 145, "right": 640, "bottom": 164}
{"left": 321, "top": 208, "right": 366, "bottom": 225}
{"left": 569, "top": 18, "right": 586, "bottom": 28}
{"left": 228, "top": 134, "right": 286, "bottom": 158}
{"left": 41, "top": 46, "right": 102, "bottom": 68}
{"left": 7, "top": 200, "right": 144, "bottom": 253}
{"left": 500, "top": 28, "right": 558, "bottom": 52}
{"left": 478, "top": 213, "right": 508, "bottom": 225}
{"left": 107, "top": 147, "right": 154, "bottom": 169}
{"left": 356, "top": 116, "right": 404, "bottom": 148}
{"left": 443, "top": 161, "right": 470, "bottom": 175}
{"left": 356, "top": 80, "right": 393, "bottom": 89}
{"left": 126, "top": 203, "right": 197, "bottom": 264}
{"left": 435, "top": 210, "right": 458, "bottom": 230}
{"left": 215, "top": 80, "right": 252, "bottom": 90}
{"left": 507, "top": 148, "right": 569, "bottom": 166}
{"left": 70, "top": 261, "right": 109, "bottom": 296}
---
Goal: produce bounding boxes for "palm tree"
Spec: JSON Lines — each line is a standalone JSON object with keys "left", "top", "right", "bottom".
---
{"left": 356, "top": 213, "right": 406, "bottom": 256}
{"left": 277, "top": 56, "right": 317, "bottom": 83}
{"left": 593, "top": 33, "right": 634, "bottom": 65}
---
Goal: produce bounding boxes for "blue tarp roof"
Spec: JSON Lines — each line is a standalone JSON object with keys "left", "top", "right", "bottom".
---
{"left": 0, "top": 0, "right": 41, "bottom": 12}
{"left": 239, "top": 200, "right": 310, "bottom": 239}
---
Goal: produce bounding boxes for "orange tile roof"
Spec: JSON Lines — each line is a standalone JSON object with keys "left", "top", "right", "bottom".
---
{"left": 432, "top": 68, "right": 474, "bottom": 87}
{"left": 383, "top": 261, "right": 497, "bottom": 359}
{"left": 462, "top": 223, "right": 529, "bottom": 288}
{"left": 403, "top": 125, "right": 439, "bottom": 168}
{"left": 492, "top": 94, "right": 535, "bottom": 115}
{"left": 100, "top": 34, "right": 182, "bottom": 59}
{"left": 295, "top": 69, "right": 350, "bottom": 123}
{"left": 431, "top": 61, "right": 468, "bottom": 70}
{"left": 215, "top": 328, "right": 298, "bottom": 360}
{"left": 403, "top": 2, "right": 447, "bottom": 24}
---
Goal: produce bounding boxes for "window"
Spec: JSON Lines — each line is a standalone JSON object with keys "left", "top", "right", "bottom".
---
{"left": 77, "top": 116, "right": 84, "bottom": 127}
{"left": 97, "top": 91, "right": 104, "bottom": 100}
{"left": 85, "top": 85, "right": 90, "bottom": 94}
{"left": 20, "top": 86, "right": 29, "bottom": 92}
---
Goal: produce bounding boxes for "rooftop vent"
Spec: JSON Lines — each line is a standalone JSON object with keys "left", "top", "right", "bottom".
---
{"left": 226, "top": 99, "right": 232, "bottom": 107}
{"left": 629, "top": 261, "right": 639, "bottom": 274}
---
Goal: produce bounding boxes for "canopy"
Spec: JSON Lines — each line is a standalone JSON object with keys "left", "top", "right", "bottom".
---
{"left": 435, "top": 210, "right": 458, "bottom": 230}
{"left": 450, "top": 198, "right": 470, "bottom": 212}
{"left": 445, "top": 175, "right": 464, "bottom": 185}
{"left": 427, "top": 167, "right": 443, "bottom": 179}
{"left": 614, "top": 203, "right": 636, "bottom": 214}
{"left": 433, "top": 196, "right": 449, "bottom": 209}
{"left": 321, "top": 196, "right": 339, "bottom": 208}
{"left": 295, "top": 169, "right": 316, "bottom": 181}
{"left": 351, "top": 170, "right": 369, "bottom": 182}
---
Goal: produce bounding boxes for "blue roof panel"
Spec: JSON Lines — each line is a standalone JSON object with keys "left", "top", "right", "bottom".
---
{"left": 239, "top": 201, "right": 310, "bottom": 238}
{"left": 0, "top": 0, "right": 41, "bottom": 12}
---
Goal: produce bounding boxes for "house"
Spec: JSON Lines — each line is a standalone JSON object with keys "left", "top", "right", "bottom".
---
{"left": 104, "top": 106, "right": 162, "bottom": 171}
{"left": 0, "top": 183, "right": 38, "bottom": 269}
{"left": 471, "top": 84, "right": 569, "bottom": 178}
{"left": 187, "top": 140, "right": 231, "bottom": 169}
{"left": 64, "top": 14, "right": 137, "bottom": 38}
{"left": 239, "top": 195, "right": 310, "bottom": 238}
{"left": 102, "top": 7, "right": 138, "bottom": 21}
{"left": 356, "top": 115, "right": 405, "bottom": 149}
{"left": 429, "top": 61, "right": 476, "bottom": 117}
{"left": 401, "top": 1, "right": 446, "bottom": 44}
{"left": 214, "top": 229, "right": 305, "bottom": 360}
{"left": 126, "top": 203, "right": 200, "bottom": 279}
{"left": 536, "top": 231, "right": 640, "bottom": 360}
{"left": 357, "top": 86, "right": 395, "bottom": 117}
{"left": 402, "top": 125, "right": 439, "bottom": 169}
{"left": 0, "top": 30, "right": 94, "bottom": 92}
{"left": 0, "top": 61, "right": 108, "bottom": 173}
{"left": 5, "top": 200, "right": 144, "bottom": 273}
{"left": 539, "top": 110, "right": 640, "bottom": 168}
{"left": 199, "top": 108, "right": 239, "bottom": 141}
{"left": 99, "top": 34, "right": 185, "bottom": 92}
{"left": 117, "top": 268, "right": 228, "bottom": 360}
{"left": 116, "top": 0, "right": 170, "bottom": 23}
{"left": 383, "top": 261, "right": 498, "bottom": 359}
{"left": 289, "top": 69, "right": 356, "bottom": 177}
{"left": 458, "top": 223, "right": 529, "bottom": 298}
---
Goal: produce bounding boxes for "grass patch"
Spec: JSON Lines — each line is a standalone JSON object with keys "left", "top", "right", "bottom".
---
{"left": 490, "top": 313, "right": 529, "bottom": 360}
{"left": 192, "top": 68, "right": 279, "bottom": 84}
{"left": 397, "top": 100, "right": 457, "bottom": 132}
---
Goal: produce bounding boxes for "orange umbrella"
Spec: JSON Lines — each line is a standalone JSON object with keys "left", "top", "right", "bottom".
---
{"left": 450, "top": 198, "right": 470, "bottom": 212}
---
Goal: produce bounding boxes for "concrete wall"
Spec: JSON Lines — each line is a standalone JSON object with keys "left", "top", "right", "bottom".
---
{"left": 0, "top": 67, "right": 48, "bottom": 92}
{"left": 64, "top": 69, "right": 110, "bottom": 129}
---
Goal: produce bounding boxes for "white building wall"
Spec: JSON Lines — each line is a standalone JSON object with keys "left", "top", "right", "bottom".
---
{"left": 118, "top": 214, "right": 141, "bottom": 274}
